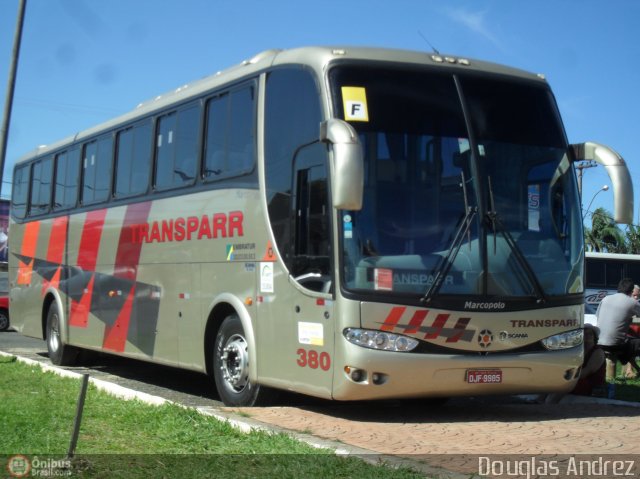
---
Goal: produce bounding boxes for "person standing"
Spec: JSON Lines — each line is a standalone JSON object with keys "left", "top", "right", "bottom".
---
{"left": 623, "top": 283, "right": 640, "bottom": 378}
{"left": 596, "top": 278, "right": 640, "bottom": 377}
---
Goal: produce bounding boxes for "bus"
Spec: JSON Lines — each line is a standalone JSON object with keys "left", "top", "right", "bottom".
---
{"left": 9, "top": 47, "right": 634, "bottom": 406}
{"left": 585, "top": 252, "right": 640, "bottom": 306}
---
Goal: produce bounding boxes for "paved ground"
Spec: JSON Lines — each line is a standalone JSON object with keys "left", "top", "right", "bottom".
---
{"left": 3, "top": 330, "right": 640, "bottom": 477}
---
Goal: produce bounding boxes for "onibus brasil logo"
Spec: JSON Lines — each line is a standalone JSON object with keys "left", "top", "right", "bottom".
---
{"left": 6, "top": 455, "right": 72, "bottom": 477}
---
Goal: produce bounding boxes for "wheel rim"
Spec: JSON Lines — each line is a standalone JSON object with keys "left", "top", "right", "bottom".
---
{"left": 0, "top": 314, "right": 7, "bottom": 330}
{"left": 219, "top": 333, "right": 249, "bottom": 393}
{"left": 49, "top": 312, "right": 60, "bottom": 353}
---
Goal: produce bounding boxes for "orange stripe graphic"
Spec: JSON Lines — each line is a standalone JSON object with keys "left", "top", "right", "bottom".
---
{"left": 17, "top": 221, "right": 41, "bottom": 285}
{"left": 69, "top": 275, "right": 95, "bottom": 328}
{"left": 381, "top": 306, "right": 406, "bottom": 331}
{"left": 102, "top": 284, "right": 135, "bottom": 352}
{"left": 42, "top": 216, "right": 68, "bottom": 293}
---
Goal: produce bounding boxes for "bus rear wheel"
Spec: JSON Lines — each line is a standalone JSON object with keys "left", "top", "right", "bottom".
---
{"left": 213, "top": 314, "right": 270, "bottom": 406}
{"left": 46, "top": 302, "right": 77, "bottom": 366}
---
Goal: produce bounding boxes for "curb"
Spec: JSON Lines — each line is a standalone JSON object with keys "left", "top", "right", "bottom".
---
{"left": 0, "top": 350, "right": 466, "bottom": 478}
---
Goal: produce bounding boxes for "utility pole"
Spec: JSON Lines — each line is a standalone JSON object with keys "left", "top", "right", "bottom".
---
{"left": 0, "top": 0, "right": 28, "bottom": 199}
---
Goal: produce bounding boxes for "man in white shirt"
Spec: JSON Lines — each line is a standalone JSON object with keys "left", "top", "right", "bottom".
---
{"left": 596, "top": 278, "right": 640, "bottom": 370}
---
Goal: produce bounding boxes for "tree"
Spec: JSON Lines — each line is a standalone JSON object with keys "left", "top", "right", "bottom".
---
{"left": 585, "top": 207, "right": 626, "bottom": 252}
{"left": 624, "top": 223, "right": 640, "bottom": 254}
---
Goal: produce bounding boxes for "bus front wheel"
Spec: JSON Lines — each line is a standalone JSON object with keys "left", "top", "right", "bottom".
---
{"left": 46, "top": 302, "right": 78, "bottom": 366}
{"left": 213, "top": 314, "right": 270, "bottom": 406}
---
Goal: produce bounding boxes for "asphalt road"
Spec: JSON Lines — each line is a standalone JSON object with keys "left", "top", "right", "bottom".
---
{"left": 0, "top": 329, "right": 223, "bottom": 408}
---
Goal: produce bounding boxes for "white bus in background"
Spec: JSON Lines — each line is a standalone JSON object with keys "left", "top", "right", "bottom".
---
{"left": 585, "top": 251, "right": 640, "bottom": 306}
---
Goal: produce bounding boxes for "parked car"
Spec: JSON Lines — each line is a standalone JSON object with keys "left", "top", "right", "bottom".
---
{"left": 0, "top": 264, "right": 8, "bottom": 331}
{"left": 0, "top": 296, "right": 8, "bottom": 331}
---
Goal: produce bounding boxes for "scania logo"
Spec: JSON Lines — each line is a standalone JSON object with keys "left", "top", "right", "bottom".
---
{"left": 499, "top": 331, "right": 530, "bottom": 341}
{"left": 478, "top": 329, "right": 493, "bottom": 348}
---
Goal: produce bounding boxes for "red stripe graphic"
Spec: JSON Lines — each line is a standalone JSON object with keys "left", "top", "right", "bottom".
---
{"left": 42, "top": 216, "right": 68, "bottom": 293}
{"left": 47, "top": 216, "right": 68, "bottom": 263}
{"left": 77, "top": 209, "right": 107, "bottom": 271}
{"left": 101, "top": 202, "right": 153, "bottom": 352}
{"left": 69, "top": 275, "right": 94, "bottom": 328}
{"left": 381, "top": 306, "right": 406, "bottom": 331}
{"left": 423, "top": 314, "right": 450, "bottom": 339}
{"left": 103, "top": 284, "right": 135, "bottom": 352}
{"left": 114, "top": 202, "right": 152, "bottom": 281}
{"left": 446, "top": 317, "right": 471, "bottom": 343}
{"left": 404, "top": 310, "right": 429, "bottom": 334}
{"left": 70, "top": 210, "right": 107, "bottom": 328}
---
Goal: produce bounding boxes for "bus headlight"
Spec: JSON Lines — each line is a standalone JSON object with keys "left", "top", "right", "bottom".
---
{"left": 541, "top": 329, "right": 583, "bottom": 350}
{"left": 344, "top": 328, "right": 419, "bottom": 352}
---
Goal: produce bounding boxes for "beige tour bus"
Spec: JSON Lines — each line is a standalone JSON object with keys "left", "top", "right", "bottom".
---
{"left": 9, "top": 47, "right": 634, "bottom": 406}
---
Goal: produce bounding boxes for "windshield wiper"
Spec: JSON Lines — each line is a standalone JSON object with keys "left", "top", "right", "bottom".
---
{"left": 486, "top": 177, "right": 546, "bottom": 303}
{"left": 421, "top": 172, "right": 476, "bottom": 304}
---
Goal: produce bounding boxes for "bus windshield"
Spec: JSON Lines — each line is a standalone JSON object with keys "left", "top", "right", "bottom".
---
{"left": 331, "top": 65, "right": 583, "bottom": 300}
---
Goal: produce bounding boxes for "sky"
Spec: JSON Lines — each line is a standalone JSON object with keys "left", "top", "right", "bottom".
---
{"left": 0, "top": 0, "right": 638, "bottom": 229}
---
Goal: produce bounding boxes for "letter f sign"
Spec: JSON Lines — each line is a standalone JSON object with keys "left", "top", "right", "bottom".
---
{"left": 345, "top": 100, "right": 368, "bottom": 121}
{"left": 342, "top": 87, "right": 369, "bottom": 122}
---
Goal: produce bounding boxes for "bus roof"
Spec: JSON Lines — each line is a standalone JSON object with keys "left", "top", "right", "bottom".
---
{"left": 585, "top": 251, "right": 640, "bottom": 261}
{"left": 15, "top": 45, "right": 547, "bottom": 164}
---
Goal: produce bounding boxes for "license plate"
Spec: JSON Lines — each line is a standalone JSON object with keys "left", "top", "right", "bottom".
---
{"left": 466, "top": 369, "right": 502, "bottom": 384}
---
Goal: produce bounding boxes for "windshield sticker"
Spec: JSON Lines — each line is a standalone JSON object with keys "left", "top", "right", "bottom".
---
{"left": 298, "top": 322, "right": 324, "bottom": 346}
{"left": 260, "top": 262, "right": 274, "bottom": 293}
{"left": 374, "top": 268, "right": 393, "bottom": 291}
{"left": 342, "top": 86, "right": 369, "bottom": 122}
{"left": 527, "top": 184, "right": 540, "bottom": 232}
{"left": 343, "top": 215, "right": 353, "bottom": 239}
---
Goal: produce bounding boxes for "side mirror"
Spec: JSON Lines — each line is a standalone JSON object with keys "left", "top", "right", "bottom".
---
{"left": 571, "top": 142, "right": 634, "bottom": 224}
{"left": 320, "top": 119, "right": 364, "bottom": 210}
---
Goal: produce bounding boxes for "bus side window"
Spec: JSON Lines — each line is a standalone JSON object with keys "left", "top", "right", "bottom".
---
{"left": 264, "top": 67, "right": 329, "bottom": 293}
{"left": 82, "top": 135, "right": 112, "bottom": 205}
{"left": 606, "top": 261, "right": 623, "bottom": 289}
{"left": 203, "top": 85, "right": 255, "bottom": 181}
{"left": 586, "top": 260, "right": 605, "bottom": 288}
{"left": 155, "top": 104, "right": 199, "bottom": 190}
{"left": 29, "top": 156, "right": 53, "bottom": 216}
{"left": 53, "top": 148, "right": 80, "bottom": 210}
{"left": 115, "top": 121, "right": 152, "bottom": 198}
{"left": 12, "top": 164, "right": 30, "bottom": 219}
{"left": 292, "top": 147, "right": 330, "bottom": 291}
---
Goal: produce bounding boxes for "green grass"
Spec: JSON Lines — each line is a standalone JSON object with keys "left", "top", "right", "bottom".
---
{"left": 0, "top": 356, "right": 424, "bottom": 478}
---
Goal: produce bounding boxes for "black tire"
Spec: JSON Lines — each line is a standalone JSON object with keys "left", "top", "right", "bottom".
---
{"left": 0, "top": 309, "right": 8, "bottom": 331}
{"left": 213, "top": 314, "right": 271, "bottom": 406}
{"left": 46, "top": 302, "right": 78, "bottom": 366}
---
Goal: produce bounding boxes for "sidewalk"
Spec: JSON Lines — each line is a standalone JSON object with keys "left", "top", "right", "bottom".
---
{"left": 3, "top": 349, "right": 640, "bottom": 478}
